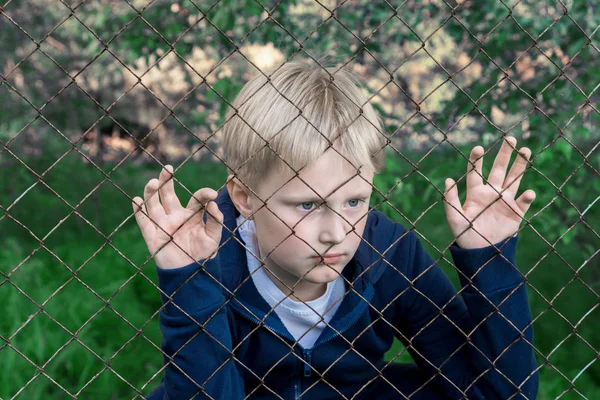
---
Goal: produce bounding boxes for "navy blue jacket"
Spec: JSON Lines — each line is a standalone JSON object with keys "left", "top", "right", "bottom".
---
{"left": 146, "top": 188, "right": 539, "bottom": 399}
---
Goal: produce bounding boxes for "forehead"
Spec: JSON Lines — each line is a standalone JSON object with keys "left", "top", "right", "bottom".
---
{"left": 259, "top": 150, "right": 374, "bottom": 200}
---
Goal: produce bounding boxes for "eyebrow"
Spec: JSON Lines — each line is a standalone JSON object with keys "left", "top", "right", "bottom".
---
{"left": 283, "top": 190, "right": 372, "bottom": 204}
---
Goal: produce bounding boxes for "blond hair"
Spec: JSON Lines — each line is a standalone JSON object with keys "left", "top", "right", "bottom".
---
{"left": 220, "top": 60, "right": 388, "bottom": 193}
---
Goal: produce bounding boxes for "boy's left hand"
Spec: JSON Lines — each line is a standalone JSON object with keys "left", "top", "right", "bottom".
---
{"left": 443, "top": 136, "right": 536, "bottom": 250}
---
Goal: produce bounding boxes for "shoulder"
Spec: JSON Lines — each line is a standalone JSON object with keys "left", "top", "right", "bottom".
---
{"left": 363, "top": 207, "right": 415, "bottom": 253}
{"left": 361, "top": 208, "right": 419, "bottom": 283}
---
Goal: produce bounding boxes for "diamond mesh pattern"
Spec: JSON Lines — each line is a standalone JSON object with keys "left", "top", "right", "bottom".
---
{"left": 1, "top": 0, "right": 599, "bottom": 399}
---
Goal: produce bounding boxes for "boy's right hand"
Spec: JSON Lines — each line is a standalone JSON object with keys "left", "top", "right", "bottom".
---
{"left": 131, "top": 165, "right": 224, "bottom": 270}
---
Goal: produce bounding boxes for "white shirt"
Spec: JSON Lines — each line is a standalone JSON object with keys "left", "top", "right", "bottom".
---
{"left": 236, "top": 215, "right": 346, "bottom": 349}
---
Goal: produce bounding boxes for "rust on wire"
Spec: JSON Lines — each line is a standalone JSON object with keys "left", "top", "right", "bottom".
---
{"left": 0, "top": 0, "right": 598, "bottom": 399}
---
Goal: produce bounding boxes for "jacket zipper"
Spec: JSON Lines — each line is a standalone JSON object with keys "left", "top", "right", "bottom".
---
{"left": 231, "top": 294, "right": 370, "bottom": 399}
{"left": 231, "top": 306, "right": 303, "bottom": 400}
{"left": 293, "top": 311, "right": 366, "bottom": 398}
{"left": 231, "top": 301, "right": 368, "bottom": 351}
{"left": 303, "top": 348, "right": 313, "bottom": 377}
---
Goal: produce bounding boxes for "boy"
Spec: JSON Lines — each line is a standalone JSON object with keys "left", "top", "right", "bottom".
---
{"left": 133, "top": 61, "right": 539, "bottom": 399}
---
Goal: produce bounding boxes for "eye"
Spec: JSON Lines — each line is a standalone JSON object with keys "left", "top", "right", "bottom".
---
{"left": 348, "top": 199, "right": 360, "bottom": 207}
{"left": 299, "top": 202, "right": 315, "bottom": 211}
{"left": 298, "top": 199, "right": 364, "bottom": 212}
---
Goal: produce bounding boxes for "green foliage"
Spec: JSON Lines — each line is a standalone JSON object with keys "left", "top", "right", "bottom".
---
{"left": 1, "top": 139, "right": 598, "bottom": 397}
{"left": 375, "top": 141, "right": 600, "bottom": 399}
{"left": 2, "top": 0, "right": 599, "bottom": 397}
{"left": 0, "top": 151, "right": 228, "bottom": 399}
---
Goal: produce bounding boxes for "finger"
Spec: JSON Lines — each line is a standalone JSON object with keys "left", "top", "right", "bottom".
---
{"left": 144, "top": 178, "right": 165, "bottom": 219}
{"left": 204, "top": 200, "right": 224, "bottom": 241}
{"left": 515, "top": 189, "right": 536, "bottom": 215}
{"left": 443, "top": 178, "right": 465, "bottom": 226}
{"left": 466, "top": 145, "right": 484, "bottom": 191}
{"left": 186, "top": 187, "right": 219, "bottom": 218}
{"left": 488, "top": 136, "right": 517, "bottom": 187}
{"left": 158, "top": 165, "right": 182, "bottom": 214}
{"left": 132, "top": 196, "right": 155, "bottom": 239}
{"left": 503, "top": 147, "right": 531, "bottom": 194}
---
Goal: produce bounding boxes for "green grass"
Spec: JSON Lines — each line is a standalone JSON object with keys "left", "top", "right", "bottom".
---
{"left": 0, "top": 143, "right": 598, "bottom": 399}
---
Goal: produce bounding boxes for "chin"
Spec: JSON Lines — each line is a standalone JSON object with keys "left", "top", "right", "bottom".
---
{"left": 305, "top": 265, "right": 345, "bottom": 283}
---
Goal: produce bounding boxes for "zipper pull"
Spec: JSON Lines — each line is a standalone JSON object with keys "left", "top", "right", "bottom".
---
{"left": 303, "top": 348, "right": 312, "bottom": 377}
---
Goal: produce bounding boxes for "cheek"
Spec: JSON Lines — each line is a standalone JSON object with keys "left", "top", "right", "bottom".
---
{"left": 348, "top": 218, "right": 367, "bottom": 242}
{"left": 255, "top": 208, "right": 292, "bottom": 235}
{"left": 269, "top": 225, "right": 315, "bottom": 261}
{"left": 256, "top": 216, "right": 308, "bottom": 253}
{"left": 279, "top": 231, "right": 312, "bottom": 254}
{"left": 355, "top": 218, "right": 367, "bottom": 235}
{"left": 263, "top": 236, "right": 309, "bottom": 269}
{"left": 267, "top": 209, "right": 314, "bottom": 242}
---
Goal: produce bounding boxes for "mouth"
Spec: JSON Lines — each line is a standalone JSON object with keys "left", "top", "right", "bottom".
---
{"left": 311, "top": 254, "right": 344, "bottom": 264}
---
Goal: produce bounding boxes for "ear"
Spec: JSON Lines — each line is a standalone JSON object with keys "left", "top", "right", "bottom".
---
{"left": 226, "top": 175, "right": 254, "bottom": 220}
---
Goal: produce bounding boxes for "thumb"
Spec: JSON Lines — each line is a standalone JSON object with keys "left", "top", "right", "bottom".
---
{"left": 204, "top": 200, "right": 224, "bottom": 240}
{"left": 443, "top": 178, "right": 464, "bottom": 226}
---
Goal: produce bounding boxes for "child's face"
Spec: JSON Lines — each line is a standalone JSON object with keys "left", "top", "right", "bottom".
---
{"left": 247, "top": 148, "right": 374, "bottom": 300}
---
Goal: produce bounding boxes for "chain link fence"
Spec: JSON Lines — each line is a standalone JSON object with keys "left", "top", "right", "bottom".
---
{"left": 1, "top": 0, "right": 599, "bottom": 399}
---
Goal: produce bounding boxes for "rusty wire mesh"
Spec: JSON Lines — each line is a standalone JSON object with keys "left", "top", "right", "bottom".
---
{"left": 1, "top": 0, "right": 599, "bottom": 399}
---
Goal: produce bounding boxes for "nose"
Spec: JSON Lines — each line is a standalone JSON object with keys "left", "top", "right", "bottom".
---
{"left": 318, "top": 208, "right": 350, "bottom": 246}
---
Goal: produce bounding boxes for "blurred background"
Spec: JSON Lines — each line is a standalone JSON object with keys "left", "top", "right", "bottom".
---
{"left": 0, "top": 0, "right": 598, "bottom": 398}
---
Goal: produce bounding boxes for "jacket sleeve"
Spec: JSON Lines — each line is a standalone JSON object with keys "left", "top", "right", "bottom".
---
{"left": 151, "top": 254, "right": 245, "bottom": 400}
{"left": 392, "top": 231, "right": 539, "bottom": 400}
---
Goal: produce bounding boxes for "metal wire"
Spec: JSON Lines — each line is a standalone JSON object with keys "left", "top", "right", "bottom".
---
{"left": 1, "top": 0, "right": 598, "bottom": 399}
